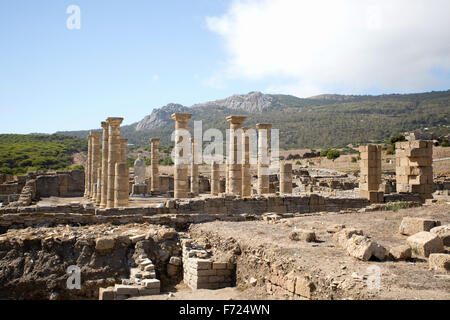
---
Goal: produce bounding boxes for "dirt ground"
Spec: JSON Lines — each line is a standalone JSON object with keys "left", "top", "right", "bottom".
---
{"left": 184, "top": 203, "right": 450, "bottom": 300}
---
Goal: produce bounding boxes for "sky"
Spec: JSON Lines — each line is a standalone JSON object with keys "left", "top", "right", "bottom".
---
{"left": 0, "top": 0, "right": 449, "bottom": 134}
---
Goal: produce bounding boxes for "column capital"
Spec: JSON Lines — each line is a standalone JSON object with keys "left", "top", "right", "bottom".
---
{"left": 256, "top": 123, "right": 272, "bottom": 130}
{"left": 226, "top": 115, "right": 247, "bottom": 124}
{"left": 150, "top": 138, "right": 160, "bottom": 143}
{"left": 91, "top": 131, "right": 101, "bottom": 138}
{"left": 171, "top": 113, "right": 192, "bottom": 122}
{"left": 106, "top": 117, "right": 124, "bottom": 126}
{"left": 101, "top": 121, "right": 108, "bottom": 129}
{"left": 120, "top": 138, "right": 128, "bottom": 143}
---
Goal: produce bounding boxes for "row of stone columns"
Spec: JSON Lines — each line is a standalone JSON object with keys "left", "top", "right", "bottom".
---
{"left": 84, "top": 117, "right": 129, "bottom": 208}
{"left": 170, "top": 112, "right": 290, "bottom": 199}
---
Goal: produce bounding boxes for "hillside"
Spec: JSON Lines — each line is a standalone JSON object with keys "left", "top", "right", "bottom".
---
{"left": 0, "top": 134, "right": 87, "bottom": 175}
{"left": 57, "top": 90, "right": 450, "bottom": 149}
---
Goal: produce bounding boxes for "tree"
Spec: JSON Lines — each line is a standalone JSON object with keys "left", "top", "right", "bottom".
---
{"left": 326, "top": 149, "right": 340, "bottom": 160}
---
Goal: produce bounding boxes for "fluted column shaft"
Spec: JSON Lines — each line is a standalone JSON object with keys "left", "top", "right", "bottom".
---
{"left": 242, "top": 128, "right": 251, "bottom": 197}
{"left": 226, "top": 116, "right": 246, "bottom": 195}
{"left": 99, "top": 121, "right": 109, "bottom": 208}
{"left": 257, "top": 123, "right": 272, "bottom": 195}
{"left": 84, "top": 134, "right": 92, "bottom": 197}
{"left": 171, "top": 113, "right": 192, "bottom": 199}
{"left": 90, "top": 132, "right": 101, "bottom": 201}
{"left": 190, "top": 138, "right": 199, "bottom": 196}
{"left": 211, "top": 161, "right": 220, "bottom": 196}
{"left": 280, "top": 161, "right": 292, "bottom": 194}
{"left": 106, "top": 117, "right": 123, "bottom": 208}
{"left": 114, "top": 138, "right": 129, "bottom": 207}
{"left": 150, "top": 138, "right": 160, "bottom": 194}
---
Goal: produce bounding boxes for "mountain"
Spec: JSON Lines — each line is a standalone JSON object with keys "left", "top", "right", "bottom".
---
{"left": 57, "top": 90, "right": 450, "bottom": 149}
{"left": 135, "top": 103, "right": 189, "bottom": 130}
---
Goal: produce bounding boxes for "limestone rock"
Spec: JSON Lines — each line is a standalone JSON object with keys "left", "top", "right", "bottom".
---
{"left": 333, "top": 228, "right": 363, "bottom": 249}
{"left": 95, "top": 237, "right": 115, "bottom": 252}
{"left": 430, "top": 225, "right": 450, "bottom": 246}
{"left": 346, "top": 235, "right": 386, "bottom": 261}
{"left": 169, "top": 256, "right": 182, "bottom": 266}
{"left": 326, "top": 224, "right": 345, "bottom": 233}
{"left": 399, "top": 217, "right": 441, "bottom": 236}
{"left": 406, "top": 232, "right": 444, "bottom": 258}
{"left": 389, "top": 245, "right": 412, "bottom": 260}
{"left": 428, "top": 253, "right": 450, "bottom": 273}
{"left": 289, "top": 229, "right": 316, "bottom": 242}
{"left": 294, "top": 276, "right": 315, "bottom": 298}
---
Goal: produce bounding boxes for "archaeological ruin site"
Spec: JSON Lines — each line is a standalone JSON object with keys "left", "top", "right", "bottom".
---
{"left": 0, "top": 113, "right": 449, "bottom": 301}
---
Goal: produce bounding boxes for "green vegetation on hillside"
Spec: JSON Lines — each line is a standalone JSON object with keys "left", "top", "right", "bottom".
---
{"left": 58, "top": 90, "right": 450, "bottom": 150}
{"left": 0, "top": 134, "right": 87, "bottom": 175}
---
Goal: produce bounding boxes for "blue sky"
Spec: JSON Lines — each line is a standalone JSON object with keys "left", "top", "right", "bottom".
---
{"left": 1, "top": 0, "right": 449, "bottom": 134}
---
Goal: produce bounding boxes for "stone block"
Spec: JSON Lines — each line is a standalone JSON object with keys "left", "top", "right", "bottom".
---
{"left": 389, "top": 245, "right": 412, "bottom": 260}
{"left": 346, "top": 235, "right": 386, "bottom": 261}
{"left": 99, "top": 287, "right": 115, "bottom": 300}
{"left": 193, "top": 258, "right": 212, "bottom": 270}
{"left": 142, "top": 279, "right": 160, "bottom": 289}
{"left": 430, "top": 225, "right": 450, "bottom": 246}
{"left": 428, "top": 253, "right": 450, "bottom": 273}
{"left": 289, "top": 229, "right": 316, "bottom": 242}
{"left": 95, "top": 237, "right": 115, "bottom": 252}
{"left": 114, "top": 284, "right": 140, "bottom": 295}
{"left": 294, "top": 277, "right": 315, "bottom": 299}
{"left": 333, "top": 228, "right": 364, "bottom": 249}
{"left": 406, "top": 232, "right": 444, "bottom": 258}
{"left": 326, "top": 224, "right": 345, "bottom": 233}
{"left": 399, "top": 217, "right": 441, "bottom": 235}
{"left": 212, "top": 262, "right": 228, "bottom": 270}
{"left": 138, "top": 288, "right": 160, "bottom": 296}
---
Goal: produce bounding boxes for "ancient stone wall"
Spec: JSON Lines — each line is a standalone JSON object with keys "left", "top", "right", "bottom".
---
{"left": 395, "top": 140, "right": 433, "bottom": 201}
{"left": 182, "top": 240, "right": 235, "bottom": 289}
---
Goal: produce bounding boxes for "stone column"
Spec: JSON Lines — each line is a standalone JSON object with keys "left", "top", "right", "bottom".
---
{"left": 95, "top": 167, "right": 102, "bottom": 205}
{"left": 171, "top": 113, "right": 192, "bottom": 199}
{"left": 211, "top": 161, "right": 220, "bottom": 196}
{"left": 120, "top": 139, "right": 127, "bottom": 163}
{"left": 90, "top": 132, "right": 101, "bottom": 201}
{"left": 106, "top": 117, "right": 123, "bottom": 208}
{"left": 114, "top": 138, "right": 129, "bottom": 207}
{"left": 359, "top": 145, "right": 383, "bottom": 203}
{"left": 395, "top": 140, "right": 433, "bottom": 202}
{"left": 241, "top": 127, "right": 251, "bottom": 197}
{"left": 257, "top": 123, "right": 272, "bottom": 195}
{"left": 84, "top": 133, "right": 92, "bottom": 197}
{"left": 99, "top": 121, "right": 109, "bottom": 209}
{"left": 279, "top": 161, "right": 292, "bottom": 194}
{"left": 226, "top": 116, "right": 246, "bottom": 195}
{"left": 190, "top": 138, "right": 199, "bottom": 196}
{"left": 150, "top": 138, "right": 160, "bottom": 194}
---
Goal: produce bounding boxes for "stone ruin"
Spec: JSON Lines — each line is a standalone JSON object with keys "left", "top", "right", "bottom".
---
{"left": 0, "top": 111, "right": 449, "bottom": 301}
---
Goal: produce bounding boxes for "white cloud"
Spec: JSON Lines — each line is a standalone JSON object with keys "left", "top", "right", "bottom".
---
{"left": 206, "top": 0, "right": 450, "bottom": 97}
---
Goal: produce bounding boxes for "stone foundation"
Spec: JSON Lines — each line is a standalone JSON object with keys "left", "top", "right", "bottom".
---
{"left": 182, "top": 239, "right": 235, "bottom": 289}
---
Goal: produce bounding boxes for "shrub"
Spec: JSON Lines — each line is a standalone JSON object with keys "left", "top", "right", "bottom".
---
{"left": 441, "top": 139, "right": 449, "bottom": 147}
{"left": 326, "top": 149, "right": 340, "bottom": 160}
{"left": 351, "top": 157, "right": 357, "bottom": 163}
{"left": 320, "top": 149, "right": 329, "bottom": 157}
